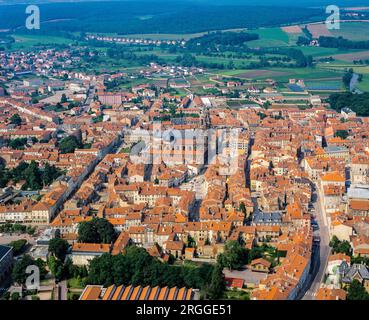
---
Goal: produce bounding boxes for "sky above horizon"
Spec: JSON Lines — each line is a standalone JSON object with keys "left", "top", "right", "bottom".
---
{"left": 1, "top": 0, "right": 369, "bottom": 4}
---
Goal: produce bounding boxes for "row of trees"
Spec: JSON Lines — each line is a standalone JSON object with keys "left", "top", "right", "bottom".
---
{"left": 85, "top": 240, "right": 277, "bottom": 299}
{"left": 7, "top": 138, "right": 30, "bottom": 150}
{"left": 0, "top": 160, "right": 63, "bottom": 190}
{"left": 0, "top": 223, "right": 36, "bottom": 235}
{"left": 319, "top": 36, "right": 369, "bottom": 50}
{"left": 342, "top": 68, "right": 354, "bottom": 89}
{"left": 86, "top": 245, "right": 224, "bottom": 299}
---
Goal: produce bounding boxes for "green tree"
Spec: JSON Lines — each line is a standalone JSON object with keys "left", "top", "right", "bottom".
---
{"left": 239, "top": 202, "right": 247, "bottom": 214}
{"left": 9, "top": 114, "right": 22, "bottom": 126}
{"left": 11, "top": 292, "right": 20, "bottom": 300}
{"left": 12, "top": 255, "right": 46, "bottom": 285}
{"left": 61, "top": 93, "right": 68, "bottom": 103}
{"left": 187, "top": 235, "right": 196, "bottom": 248}
{"left": 11, "top": 162, "right": 28, "bottom": 183}
{"left": 42, "top": 163, "right": 63, "bottom": 186}
{"left": 9, "top": 239, "right": 27, "bottom": 256}
{"left": 329, "top": 236, "right": 352, "bottom": 256}
{"left": 59, "top": 135, "right": 82, "bottom": 154}
{"left": 334, "top": 130, "right": 349, "bottom": 140}
{"left": 48, "top": 255, "right": 64, "bottom": 281}
{"left": 22, "top": 161, "right": 42, "bottom": 190}
{"left": 78, "top": 218, "right": 116, "bottom": 244}
{"left": 9, "top": 138, "right": 27, "bottom": 150}
{"left": 208, "top": 264, "right": 225, "bottom": 299}
{"left": 347, "top": 280, "right": 369, "bottom": 300}
{"left": 217, "top": 240, "right": 247, "bottom": 271}
{"left": 48, "top": 238, "right": 70, "bottom": 261}
{"left": 86, "top": 245, "right": 216, "bottom": 292}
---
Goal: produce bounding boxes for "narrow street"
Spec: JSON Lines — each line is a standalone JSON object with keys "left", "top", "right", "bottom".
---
{"left": 301, "top": 185, "right": 331, "bottom": 300}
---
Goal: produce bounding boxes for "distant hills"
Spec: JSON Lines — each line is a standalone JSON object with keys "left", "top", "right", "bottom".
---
{"left": 1, "top": 0, "right": 368, "bottom": 35}
{"left": 0, "top": 1, "right": 325, "bottom": 34}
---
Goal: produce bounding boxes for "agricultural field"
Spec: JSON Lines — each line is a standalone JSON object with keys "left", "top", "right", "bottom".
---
{"left": 220, "top": 67, "right": 342, "bottom": 82}
{"left": 117, "top": 29, "right": 248, "bottom": 41}
{"left": 10, "top": 34, "right": 73, "bottom": 50}
{"left": 330, "top": 51, "right": 369, "bottom": 62}
{"left": 329, "top": 22, "right": 369, "bottom": 41}
{"left": 317, "top": 62, "right": 369, "bottom": 92}
{"left": 304, "top": 80, "right": 342, "bottom": 91}
{"left": 247, "top": 27, "right": 290, "bottom": 48}
{"left": 296, "top": 46, "right": 358, "bottom": 58}
{"left": 305, "top": 23, "right": 333, "bottom": 38}
{"left": 281, "top": 25, "right": 303, "bottom": 34}
{"left": 6, "top": 19, "right": 369, "bottom": 94}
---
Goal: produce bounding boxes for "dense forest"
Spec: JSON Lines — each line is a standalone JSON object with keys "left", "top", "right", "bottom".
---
{"left": 0, "top": 2, "right": 324, "bottom": 34}
{"left": 329, "top": 92, "right": 369, "bottom": 117}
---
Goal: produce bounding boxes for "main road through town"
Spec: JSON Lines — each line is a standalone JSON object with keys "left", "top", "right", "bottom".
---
{"left": 300, "top": 184, "right": 331, "bottom": 300}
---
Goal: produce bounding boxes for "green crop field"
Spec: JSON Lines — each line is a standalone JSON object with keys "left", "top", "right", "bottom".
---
{"left": 292, "top": 46, "right": 366, "bottom": 58}
{"left": 11, "top": 34, "right": 73, "bottom": 50}
{"left": 248, "top": 27, "right": 290, "bottom": 48}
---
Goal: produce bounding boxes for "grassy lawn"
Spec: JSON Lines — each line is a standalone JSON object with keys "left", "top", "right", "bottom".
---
{"left": 295, "top": 46, "right": 350, "bottom": 57}
{"left": 247, "top": 27, "right": 289, "bottom": 48}
{"left": 223, "top": 289, "right": 250, "bottom": 300}
{"left": 119, "top": 147, "right": 131, "bottom": 154}
{"left": 67, "top": 277, "right": 85, "bottom": 289}
{"left": 357, "top": 78, "right": 369, "bottom": 92}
